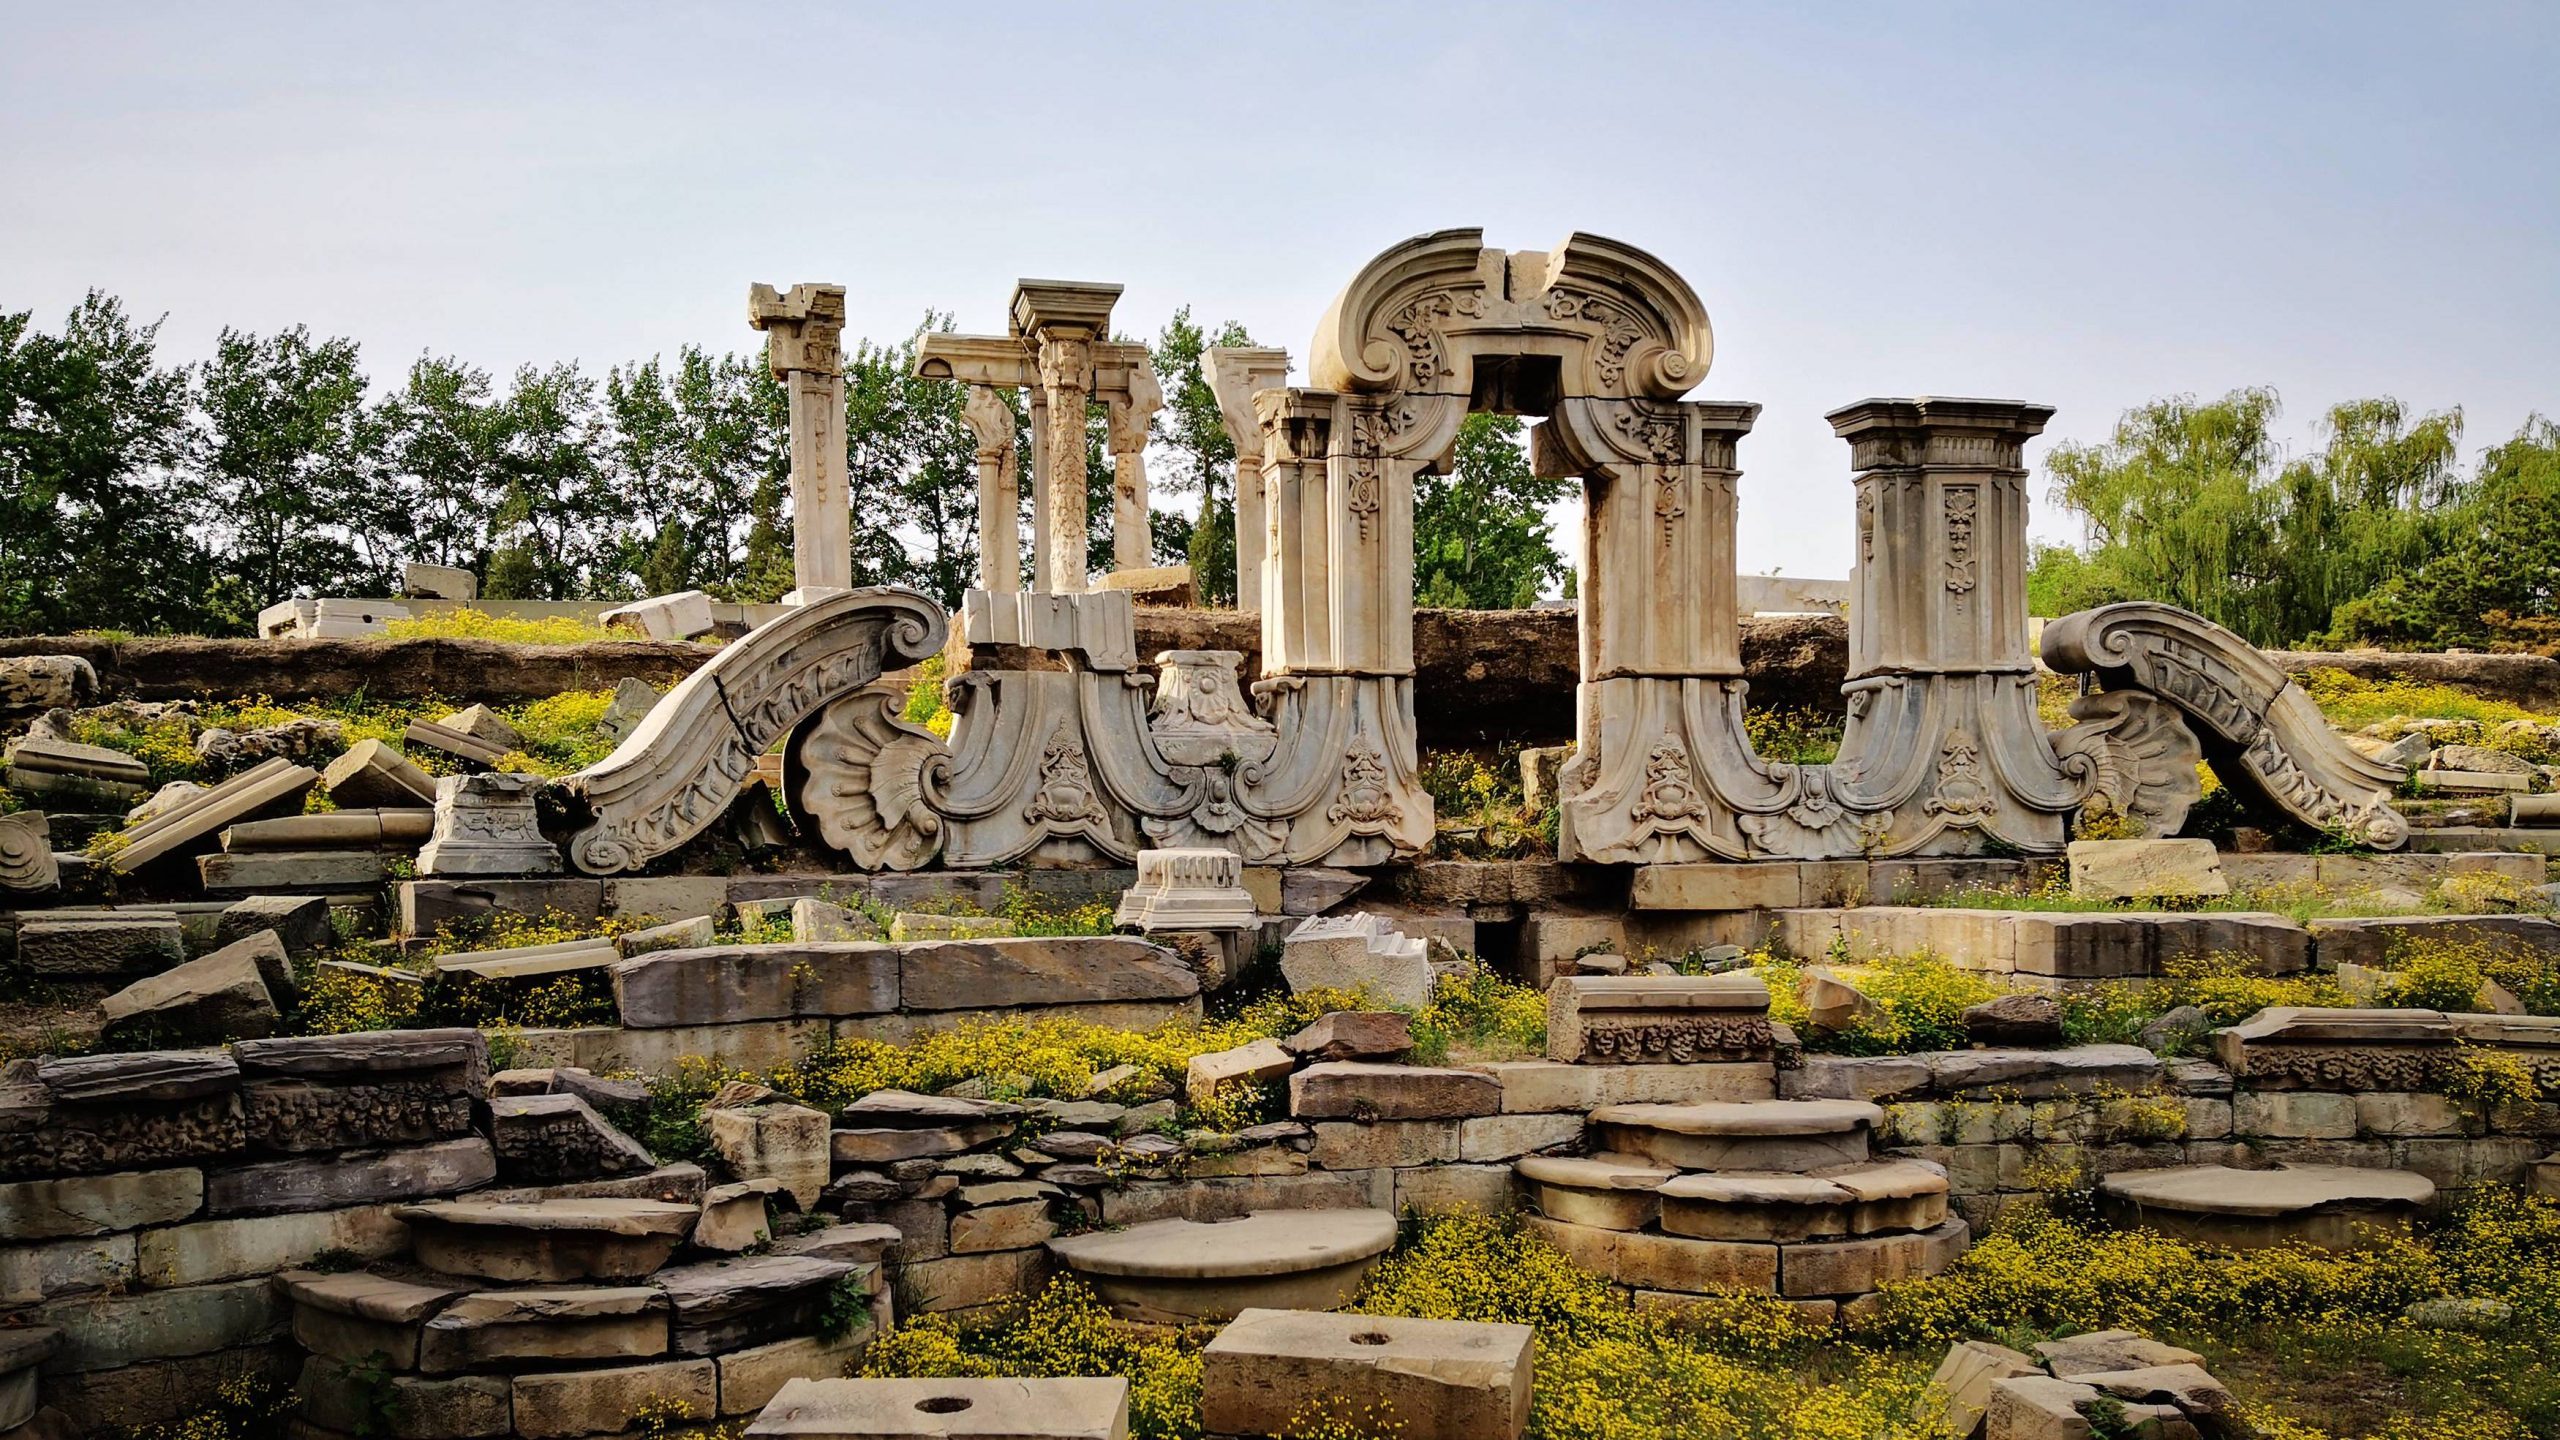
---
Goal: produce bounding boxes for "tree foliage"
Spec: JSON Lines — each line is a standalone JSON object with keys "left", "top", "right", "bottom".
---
{"left": 0, "top": 291, "right": 1581, "bottom": 635}
{"left": 2030, "top": 388, "right": 2464, "bottom": 647}
{"left": 1414, "top": 413, "right": 1570, "bottom": 609}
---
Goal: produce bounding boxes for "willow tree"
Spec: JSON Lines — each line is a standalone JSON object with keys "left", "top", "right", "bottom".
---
{"left": 2032, "top": 388, "right": 2457, "bottom": 647}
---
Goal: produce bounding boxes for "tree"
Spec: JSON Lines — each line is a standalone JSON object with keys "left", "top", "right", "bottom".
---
{"left": 376, "top": 355, "right": 505, "bottom": 580}
{"left": 1148, "top": 308, "right": 1257, "bottom": 603}
{"left": 2327, "top": 417, "right": 2560, "bottom": 650}
{"left": 196, "top": 325, "right": 392, "bottom": 629}
{"left": 0, "top": 292, "right": 207, "bottom": 634}
{"left": 1412, "top": 413, "right": 1570, "bottom": 608}
{"left": 2030, "top": 388, "right": 2456, "bottom": 647}
{"left": 844, "top": 315, "right": 977, "bottom": 606}
{"left": 485, "top": 363, "right": 607, "bottom": 600}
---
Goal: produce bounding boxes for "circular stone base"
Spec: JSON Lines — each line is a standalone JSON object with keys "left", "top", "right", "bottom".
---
{"left": 2097, "top": 1163, "right": 2435, "bottom": 1250}
{"left": 1045, "top": 1208, "right": 1398, "bottom": 1323}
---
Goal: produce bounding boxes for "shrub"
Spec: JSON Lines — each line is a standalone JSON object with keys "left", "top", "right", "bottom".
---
{"left": 1755, "top": 950, "right": 2003, "bottom": 1056}
{"left": 381, "top": 608, "right": 622, "bottom": 645}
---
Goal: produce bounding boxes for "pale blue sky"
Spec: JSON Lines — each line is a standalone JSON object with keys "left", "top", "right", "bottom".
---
{"left": 5, "top": 2, "right": 2555, "bottom": 579}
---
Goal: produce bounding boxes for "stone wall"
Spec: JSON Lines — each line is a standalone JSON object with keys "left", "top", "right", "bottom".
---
{"left": 1787, "top": 1023, "right": 2560, "bottom": 1231}
{"left": 0, "top": 1033, "right": 493, "bottom": 1433}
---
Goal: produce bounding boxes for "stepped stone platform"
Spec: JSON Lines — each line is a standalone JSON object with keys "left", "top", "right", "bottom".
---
{"left": 1044, "top": 1209, "right": 1398, "bottom": 1324}
{"left": 284, "top": 1191, "right": 887, "bottom": 1438}
{"left": 393, "top": 1199, "right": 702, "bottom": 1282}
{"left": 2096, "top": 1163, "right": 2436, "bottom": 1249}
{"left": 1588, "top": 1099, "right": 1883, "bottom": 1172}
{"left": 1516, "top": 1087, "right": 1970, "bottom": 1317}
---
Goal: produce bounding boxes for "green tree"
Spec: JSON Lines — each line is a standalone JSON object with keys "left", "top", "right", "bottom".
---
{"left": 2328, "top": 417, "right": 2560, "bottom": 650}
{"left": 1413, "top": 412, "right": 1569, "bottom": 608}
{"left": 196, "top": 325, "right": 393, "bottom": 629}
{"left": 485, "top": 363, "right": 606, "bottom": 600}
{"left": 844, "top": 315, "right": 977, "bottom": 606}
{"left": 0, "top": 292, "right": 208, "bottom": 634}
{"left": 1148, "top": 308, "right": 1257, "bottom": 603}
{"left": 2031, "top": 388, "right": 2456, "bottom": 646}
{"left": 376, "top": 355, "right": 505, "bottom": 579}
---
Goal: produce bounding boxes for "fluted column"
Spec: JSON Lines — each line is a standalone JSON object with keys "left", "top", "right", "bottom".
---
{"left": 960, "top": 386, "right": 1020, "bottom": 593}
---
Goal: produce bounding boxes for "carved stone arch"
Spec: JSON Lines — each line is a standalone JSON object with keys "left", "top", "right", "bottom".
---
{"left": 558, "top": 587, "right": 947, "bottom": 874}
{"left": 1310, "top": 229, "right": 1715, "bottom": 413}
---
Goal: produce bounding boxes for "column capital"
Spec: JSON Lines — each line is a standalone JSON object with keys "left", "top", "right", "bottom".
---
{"left": 1824, "top": 396, "right": 2054, "bottom": 474}
{"left": 1009, "top": 279, "right": 1121, "bottom": 342}
{"left": 748, "top": 283, "right": 848, "bottom": 378}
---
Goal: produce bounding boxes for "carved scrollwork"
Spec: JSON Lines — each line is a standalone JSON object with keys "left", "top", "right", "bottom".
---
{"left": 788, "top": 685, "right": 948, "bottom": 871}
{"left": 2048, "top": 690, "right": 2204, "bottom": 838}
{"left": 1943, "top": 487, "right": 1979, "bottom": 595}
{"left": 2041, "top": 602, "right": 2409, "bottom": 849}
{"left": 559, "top": 587, "right": 946, "bottom": 874}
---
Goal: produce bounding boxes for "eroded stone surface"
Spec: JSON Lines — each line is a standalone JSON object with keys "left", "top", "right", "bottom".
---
{"left": 1046, "top": 1209, "right": 1395, "bottom": 1323}
{"left": 1202, "top": 1307, "right": 1533, "bottom": 1440}
{"left": 394, "top": 1199, "right": 698, "bottom": 1283}
{"left": 745, "top": 1376, "right": 1130, "bottom": 1438}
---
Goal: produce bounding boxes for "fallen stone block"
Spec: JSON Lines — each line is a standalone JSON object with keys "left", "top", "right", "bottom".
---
{"left": 2068, "top": 839, "right": 2230, "bottom": 901}
{"left": 512, "top": 1356, "right": 716, "bottom": 1439}
{"left": 278, "top": 1269, "right": 464, "bottom": 1369}
{"left": 1544, "top": 974, "right": 1773, "bottom": 1065}
{"left": 653, "top": 1252, "right": 856, "bottom": 1355}
{"left": 1187, "top": 1039, "right": 1296, "bottom": 1106}
{"left": 1115, "top": 847, "right": 1259, "bottom": 932}
{"left": 206, "top": 1138, "right": 496, "bottom": 1217}
{"left": 403, "top": 718, "right": 509, "bottom": 766}
{"left": 1932, "top": 1339, "right": 2044, "bottom": 1440}
{"left": 1289, "top": 1062, "right": 1500, "bottom": 1120}
{"left": 897, "top": 936, "right": 1198, "bottom": 1011}
{"left": 419, "top": 1285, "right": 669, "bottom": 1373}
{"left": 1281, "top": 1010, "right": 1414, "bottom": 1061}
{"left": 793, "top": 896, "right": 886, "bottom": 942}
{"left": 438, "top": 704, "right": 524, "bottom": 752}
{"left": 97, "top": 936, "right": 285, "bottom": 1047}
{"left": 401, "top": 561, "right": 477, "bottom": 601}
{"left": 1202, "top": 1307, "right": 1533, "bottom": 1440}
{"left": 695, "top": 1178, "right": 781, "bottom": 1253}
{"left": 212, "top": 893, "right": 333, "bottom": 956}
{"left": 418, "top": 771, "right": 561, "bottom": 877}
{"left": 613, "top": 942, "right": 901, "bottom": 1026}
{"left": 616, "top": 913, "right": 717, "bottom": 955}
{"left": 601, "top": 590, "right": 715, "bottom": 642}
{"left": 744, "top": 1376, "right": 1128, "bottom": 1438}
{"left": 490, "top": 1094, "right": 656, "bottom": 1184}
{"left": 112, "top": 758, "right": 318, "bottom": 872}
{"left": 0, "top": 1167, "right": 204, "bottom": 1239}
{"left": 394, "top": 1199, "right": 700, "bottom": 1283}
{"left": 16, "top": 912, "right": 186, "bottom": 978}
{"left": 595, "top": 676, "right": 661, "bottom": 745}
{"left": 199, "top": 849, "right": 398, "bottom": 892}
{"left": 709, "top": 1101, "right": 833, "bottom": 1210}
{"left": 1281, "top": 913, "right": 1431, "bottom": 1009}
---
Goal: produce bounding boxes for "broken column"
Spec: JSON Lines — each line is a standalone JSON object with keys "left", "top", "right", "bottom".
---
{"left": 748, "top": 282, "right": 851, "bottom": 604}
{"left": 1203, "top": 346, "right": 1292, "bottom": 613}
{"left": 417, "top": 773, "right": 561, "bottom": 877}
{"left": 961, "top": 385, "right": 1023, "bottom": 593}
{"left": 1013, "top": 280, "right": 1123, "bottom": 594}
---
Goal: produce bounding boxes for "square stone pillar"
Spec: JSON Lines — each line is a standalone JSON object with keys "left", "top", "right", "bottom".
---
{"left": 748, "top": 283, "right": 850, "bottom": 602}
{"left": 1827, "top": 397, "right": 2053, "bottom": 680}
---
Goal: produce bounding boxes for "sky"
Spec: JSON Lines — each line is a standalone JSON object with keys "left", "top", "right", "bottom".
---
{"left": 5, "top": 2, "right": 2556, "bottom": 583}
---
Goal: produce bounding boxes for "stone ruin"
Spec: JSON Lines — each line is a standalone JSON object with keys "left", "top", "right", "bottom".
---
{"left": 532, "top": 226, "right": 2412, "bottom": 886}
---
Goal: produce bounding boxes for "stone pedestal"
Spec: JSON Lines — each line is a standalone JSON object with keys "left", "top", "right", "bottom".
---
{"left": 418, "top": 774, "right": 561, "bottom": 877}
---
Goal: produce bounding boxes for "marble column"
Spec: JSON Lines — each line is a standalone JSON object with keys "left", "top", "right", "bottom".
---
{"left": 961, "top": 386, "right": 1021, "bottom": 593}
{"left": 1011, "top": 281, "right": 1121, "bottom": 595}
{"left": 747, "top": 282, "right": 850, "bottom": 603}
{"left": 1203, "top": 346, "right": 1292, "bottom": 612}
{"left": 1105, "top": 357, "right": 1163, "bottom": 574}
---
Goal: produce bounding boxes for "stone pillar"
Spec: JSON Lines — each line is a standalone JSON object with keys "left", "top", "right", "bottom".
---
{"left": 961, "top": 386, "right": 1020, "bottom": 593}
{"left": 1106, "top": 357, "right": 1163, "bottom": 574}
{"left": 748, "top": 283, "right": 850, "bottom": 603}
{"left": 1545, "top": 397, "right": 1764, "bottom": 865}
{"left": 1828, "top": 398, "right": 2052, "bottom": 681}
{"left": 1253, "top": 388, "right": 1338, "bottom": 676}
{"left": 1203, "top": 347, "right": 1292, "bottom": 613}
{"left": 1011, "top": 282, "right": 1122, "bottom": 595}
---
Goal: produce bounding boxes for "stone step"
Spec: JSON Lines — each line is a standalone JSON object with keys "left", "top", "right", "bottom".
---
{"left": 392, "top": 1199, "right": 700, "bottom": 1283}
{"left": 1587, "top": 1099, "right": 1881, "bottom": 1172}
{"left": 1512, "top": 1154, "right": 1677, "bottom": 1232}
{"left": 2095, "top": 1163, "right": 2435, "bottom": 1250}
{"left": 1656, "top": 1159, "right": 1949, "bottom": 1242}
{"left": 1044, "top": 1207, "right": 1398, "bottom": 1324}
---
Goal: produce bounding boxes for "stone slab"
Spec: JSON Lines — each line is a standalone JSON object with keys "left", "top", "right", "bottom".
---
{"left": 745, "top": 1376, "right": 1130, "bottom": 1438}
{"left": 1201, "top": 1307, "right": 1532, "bottom": 1440}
